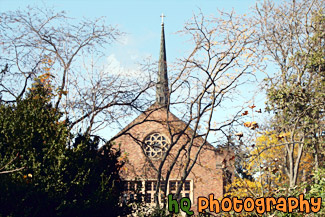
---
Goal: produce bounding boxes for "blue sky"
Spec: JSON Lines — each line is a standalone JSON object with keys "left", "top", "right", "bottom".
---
{"left": 1, "top": 0, "right": 273, "bottom": 141}
{"left": 1, "top": 0, "right": 260, "bottom": 71}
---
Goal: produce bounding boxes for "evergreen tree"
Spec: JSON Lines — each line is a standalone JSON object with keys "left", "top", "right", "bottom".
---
{"left": 0, "top": 74, "right": 124, "bottom": 216}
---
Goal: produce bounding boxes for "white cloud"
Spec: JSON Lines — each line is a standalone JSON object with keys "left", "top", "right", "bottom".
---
{"left": 106, "top": 54, "right": 143, "bottom": 78}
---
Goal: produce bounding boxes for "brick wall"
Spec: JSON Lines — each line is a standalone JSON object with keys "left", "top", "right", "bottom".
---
{"left": 114, "top": 104, "right": 234, "bottom": 212}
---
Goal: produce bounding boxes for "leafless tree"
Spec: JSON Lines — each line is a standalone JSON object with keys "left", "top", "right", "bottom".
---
{"left": 160, "top": 9, "right": 260, "bottom": 206}
{"left": 0, "top": 6, "right": 154, "bottom": 135}
{"left": 110, "top": 10, "right": 259, "bottom": 209}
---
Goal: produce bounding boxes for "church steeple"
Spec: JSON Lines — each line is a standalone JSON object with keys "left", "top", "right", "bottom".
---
{"left": 156, "top": 14, "right": 169, "bottom": 107}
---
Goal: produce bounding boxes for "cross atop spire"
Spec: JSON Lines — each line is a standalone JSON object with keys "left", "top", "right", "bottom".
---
{"left": 160, "top": 13, "right": 166, "bottom": 25}
{"left": 156, "top": 14, "right": 169, "bottom": 107}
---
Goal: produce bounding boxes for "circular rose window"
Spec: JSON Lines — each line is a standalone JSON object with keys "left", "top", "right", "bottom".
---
{"left": 143, "top": 133, "right": 169, "bottom": 159}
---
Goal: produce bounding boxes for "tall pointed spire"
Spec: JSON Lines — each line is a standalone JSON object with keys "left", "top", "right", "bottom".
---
{"left": 156, "top": 13, "right": 169, "bottom": 107}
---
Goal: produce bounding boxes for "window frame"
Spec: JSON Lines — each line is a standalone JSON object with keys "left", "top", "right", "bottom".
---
{"left": 121, "top": 179, "right": 194, "bottom": 205}
{"left": 143, "top": 132, "right": 170, "bottom": 160}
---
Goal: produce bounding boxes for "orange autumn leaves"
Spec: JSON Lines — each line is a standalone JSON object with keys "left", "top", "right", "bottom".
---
{"left": 276, "top": 132, "right": 290, "bottom": 140}
{"left": 241, "top": 105, "right": 262, "bottom": 116}
{"left": 236, "top": 105, "right": 261, "bottom": 139}
{"left": 241, "top": 110, "right": 248, "bottom": 116}
{"left": 242, "top": 105, "right": 261, "bottom": 130}
{"left": 243, "top": 121, "right": 259, "bottom": 130}
{"left": 238, "top": 105, "right": 289, "bottom": 138}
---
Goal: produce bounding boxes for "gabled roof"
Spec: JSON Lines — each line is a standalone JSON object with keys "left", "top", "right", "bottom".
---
{"left": 111, "top": 102, "right": 223, "bottom": 154}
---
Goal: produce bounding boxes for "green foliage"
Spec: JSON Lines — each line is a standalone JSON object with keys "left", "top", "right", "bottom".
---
{"left": 266, "top": 10, "right": 324, "bottom": 127}
{"left": 0, "top": 79, "right": 69, "bottom": 216}
{"left": 268, "top": 168, "right": 325, "bottom": 217}
{"left": 258, "top": 9, "right": 324, "bottom": 217}
{"left": 0, "top": 77, "right": 124, "bottom": 216}
{"left": 127, "top": 203, "right": 171, "bottom": 217}
{"left": 305, "top": 168, "right": 325, "bottom": 215}
{"left": 265, "top": 10, "right": 324, "bottom": 171}
{"left": 55, "top": 134, "right": 123, "bottom": 217}
{"left": 149, "top": 207, "right": 170, "bottom": 217}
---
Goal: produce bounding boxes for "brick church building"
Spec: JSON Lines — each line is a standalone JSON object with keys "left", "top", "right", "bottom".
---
{"left": 113, "top": 18, "right": 234, "bottom": 213}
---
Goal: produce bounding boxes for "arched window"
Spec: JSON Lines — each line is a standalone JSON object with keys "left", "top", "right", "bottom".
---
{"left": 143, "top": 133, "right": 169, "bottom": 159}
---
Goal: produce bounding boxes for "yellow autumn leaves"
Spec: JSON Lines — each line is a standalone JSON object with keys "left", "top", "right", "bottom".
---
{"left": 243, "top": 121, "right": 259, "bottom": 130}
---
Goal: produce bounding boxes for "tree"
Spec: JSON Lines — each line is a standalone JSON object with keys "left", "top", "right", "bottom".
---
{"left": 55, "top": 134, "right": 123, "bottom": 217}
{"left": 0, "top": 74, "right": 124, "bottom": 216}
{"left": 157, "top": 10, "right": 258, "bottom": 206}
{"left": 221, "top": 2, "right": 324, "bottom": 215}
{"left": 253, "top": 0, "right": 324, "bottom": 188}
{"left": 226, "top": 131, "right": 314, "bottom": 192}
{"left": 0, "top": 6, "right": 153, "bottom": 215}
{"left": 0, "top": 6, "right": 153, "bottom": 135}
{"left": 0, "top": 74, "right": 68, "bottom": 216}
{"left": 110, "top": 10, "right": 260, "bottom": 210}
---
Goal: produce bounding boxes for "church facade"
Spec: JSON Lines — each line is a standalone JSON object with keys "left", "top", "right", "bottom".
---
{"left": 113, "top": 20, "right": 234, "bottom": 213}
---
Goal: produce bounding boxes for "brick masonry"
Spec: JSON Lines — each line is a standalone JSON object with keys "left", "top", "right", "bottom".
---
{"left": 114, "top": 103, "right": 235, "bottom": 212}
